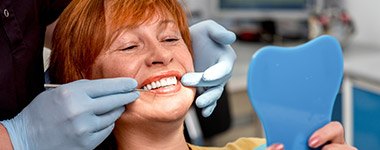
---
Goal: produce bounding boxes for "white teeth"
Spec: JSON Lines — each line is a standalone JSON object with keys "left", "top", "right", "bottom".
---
{"left": 160, "top": 79, "right": 167, "bottom": 86}
{"left": 143, "top": 76, "right": 177, "bottom": 91}
{"left": 152, "top": 82, "right": 157, "bottom": 89}
{"left": 155, "top": 81, "right": 161, "bottom": 87}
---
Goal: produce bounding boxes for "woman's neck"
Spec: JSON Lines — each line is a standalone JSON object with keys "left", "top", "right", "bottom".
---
{"left": 114, "top": 118, "right": 189, "bottom": 150}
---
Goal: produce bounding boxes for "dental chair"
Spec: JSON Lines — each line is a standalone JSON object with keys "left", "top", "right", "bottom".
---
{"left": 184, "top": 85, "right": 232, "bottom": 146}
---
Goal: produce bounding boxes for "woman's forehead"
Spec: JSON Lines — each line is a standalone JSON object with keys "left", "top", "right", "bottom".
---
{"left": 101, "top": 0, "right": 187, "bottom": 50}
{"left": 107, "top": 15, "right": 176, "bottom": 36}
{"left": 105, "top": 3, "right": 175, "bottom": 31}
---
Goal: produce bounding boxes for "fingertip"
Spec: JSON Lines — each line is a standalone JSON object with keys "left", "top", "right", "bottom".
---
{"left": 195, "top": 20, "right": 236, "bottom": 44}
{"left": 202, "top": 109, "right": 211, "bottom": 117}
{"left": 308, "top": 135, "right": 321, "bottom": 148}
{"left": 202, "top": 62, "right": 230, "bottom": 81}
{"left": 127, "top": 91, "right": 140, "bottom": 103}
{"left": 112, "top": 107, "right": 125, "bottom": 118}
{"left": 196, "top": 86, "right": 224, "bottom": 108}
{"left": 201, "top": 103, "right": 217, "bottom": 117}
{"left": 109, "top": 123, "right": 115, "bottom": 130}
{"left": 267, "top": 144, "right": 284, "bottom": 150}
{"left": 210, "top": 30, "right": 236, "bottom": 44}
{"left": 203, "top": 71, "right": 224, "bottom": 82}
{"left": 108, "top": 77, "right": 138, "bottom": 92}
{"left": 92, "top": 123, "right": 115, "bottom": 146}
{"left": 274, "top": 144, "right": 284, "bottom": 150}
{"left": 116, "top": 106, "right": 126, "bottom": 113}
{"left": 181, "top": 73, "right": 203, "bottom": 86}
{"left": 117, "top": 91, "right": 139, "bottom": 106}
{"left": 195, "top": 94, "right": 214, "bottom": 108}
{"left": 134, "top": 91, "right": 140, "bottom": 97}
{"left": 195, "top": 97, "right": 206, "bottom": 107}
{"left": 204, "top": 21, "right": 236, "bottom": 44}
{"left": 122, "top": 77, "right": 138, "bottom": 88}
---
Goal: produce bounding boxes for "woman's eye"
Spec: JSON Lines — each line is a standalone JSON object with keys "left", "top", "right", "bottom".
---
{"left": 163, "top": 38, "right": 179, "bottom": 42}
{"left": 121, "top": 45, "right": 138, "bottom": 51}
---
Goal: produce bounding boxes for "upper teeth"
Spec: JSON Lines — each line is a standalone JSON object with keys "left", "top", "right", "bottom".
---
{"left": 143, "top": 76, "right": 177, "bottom": 91}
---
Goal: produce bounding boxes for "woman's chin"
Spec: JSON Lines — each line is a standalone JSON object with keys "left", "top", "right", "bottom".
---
{"left": 119, "top": 105, "right": 189, "bottom": 125}
{"left": 150, "top": 105, "right": 190, "bottom": 122}
{"left": 121, "top": 87, "right": 195, "bottom": 123}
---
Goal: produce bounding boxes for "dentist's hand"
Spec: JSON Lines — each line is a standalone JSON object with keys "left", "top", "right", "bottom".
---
{"left": 1, "top": 78, "right": 139, "bottom": 150}
{"left": 182, "top": 20, "right": 237, "bottom": 117}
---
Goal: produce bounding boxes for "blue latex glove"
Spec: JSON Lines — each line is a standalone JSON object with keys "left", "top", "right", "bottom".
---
{"left": 1, "top": 78, "right": 139, "bottom": 150}
{"left": 182, "top": 20, "right": 237, "bottom": 117}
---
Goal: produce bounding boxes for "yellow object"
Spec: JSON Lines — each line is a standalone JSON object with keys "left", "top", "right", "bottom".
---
{"left": 188, "top": 137, "right": 265, "bottom": 150}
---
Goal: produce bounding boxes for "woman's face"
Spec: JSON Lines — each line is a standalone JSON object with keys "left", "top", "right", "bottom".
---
{"left": 91, "top": 15, "right": 195, "bottom": 123}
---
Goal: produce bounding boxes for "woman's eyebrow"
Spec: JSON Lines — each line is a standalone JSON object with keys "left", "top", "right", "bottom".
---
{"left": 157, "top": 19, "right": 180, "bottom": 34}
{"left": 159, "top": 19, "right": 175, "bottom": 26}
{"left": 157, "top": 19, "right": 177, "bottom": 30}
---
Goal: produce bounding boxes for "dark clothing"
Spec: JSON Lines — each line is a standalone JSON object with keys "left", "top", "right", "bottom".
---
{"left": 0, "top": 0, "right": 70, "bottom": 120}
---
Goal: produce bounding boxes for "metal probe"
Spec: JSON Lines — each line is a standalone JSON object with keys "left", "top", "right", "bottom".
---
{"left": 44, "top": 84, "right": 148, "bottom": 92}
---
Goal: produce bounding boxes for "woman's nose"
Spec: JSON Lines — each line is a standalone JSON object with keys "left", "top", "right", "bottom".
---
{"left": 145, "top": 43, "right": 174, "bottom": 66}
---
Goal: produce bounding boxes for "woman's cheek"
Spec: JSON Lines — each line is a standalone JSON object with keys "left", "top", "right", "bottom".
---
{"left": 184, "top": 55, "right": 194, "bottom": 72}
{"left": 107, "top": 60, "right": 141, "bottom": 78}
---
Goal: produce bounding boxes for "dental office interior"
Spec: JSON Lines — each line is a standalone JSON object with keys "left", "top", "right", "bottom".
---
{"left": 178, "top": 0, "right": 380, "bottom": 149}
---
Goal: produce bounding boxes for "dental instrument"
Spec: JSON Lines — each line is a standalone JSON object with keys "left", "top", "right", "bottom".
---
{"left": 44, "top": 84, "right": 149, "bottom": 92}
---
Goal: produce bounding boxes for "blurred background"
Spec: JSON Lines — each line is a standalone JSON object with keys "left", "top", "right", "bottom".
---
{"left": 180, "top": 0, "right": 380, "bottom": 149}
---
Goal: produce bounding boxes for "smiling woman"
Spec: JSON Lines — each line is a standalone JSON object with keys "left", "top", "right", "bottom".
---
{"left": 49, "top": 0, "right": 192, "bottom": 84}
{"left": 49, "top": 0, "right": 197, "bottom": 149}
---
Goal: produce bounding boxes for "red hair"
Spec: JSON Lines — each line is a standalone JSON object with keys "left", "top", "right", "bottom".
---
{"left": 49, "top": 0, "right": 192, "bottom": 83}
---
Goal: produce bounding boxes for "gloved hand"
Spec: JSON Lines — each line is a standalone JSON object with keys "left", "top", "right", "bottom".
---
{"left": 182, "top": 20, "right": 237, "bottom": 117}
{"left": 1, "top": 78, "right": 139, "bottom": 150}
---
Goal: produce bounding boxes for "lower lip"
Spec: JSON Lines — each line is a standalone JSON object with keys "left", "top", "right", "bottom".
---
{"left": 148, "top": 81, "right": 181, "bottom": 94}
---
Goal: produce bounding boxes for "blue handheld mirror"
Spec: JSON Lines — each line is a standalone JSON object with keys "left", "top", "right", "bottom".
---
{"left": 247, "top": 35, "right": 343, "bottom": 149}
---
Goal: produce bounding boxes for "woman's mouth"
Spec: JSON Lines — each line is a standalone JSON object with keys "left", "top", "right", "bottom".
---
{"left": 142, "top": 76, "right": 177, "bottom": 91}
{"left": 140, "top": 71, "right": 182, "bottom": 94}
